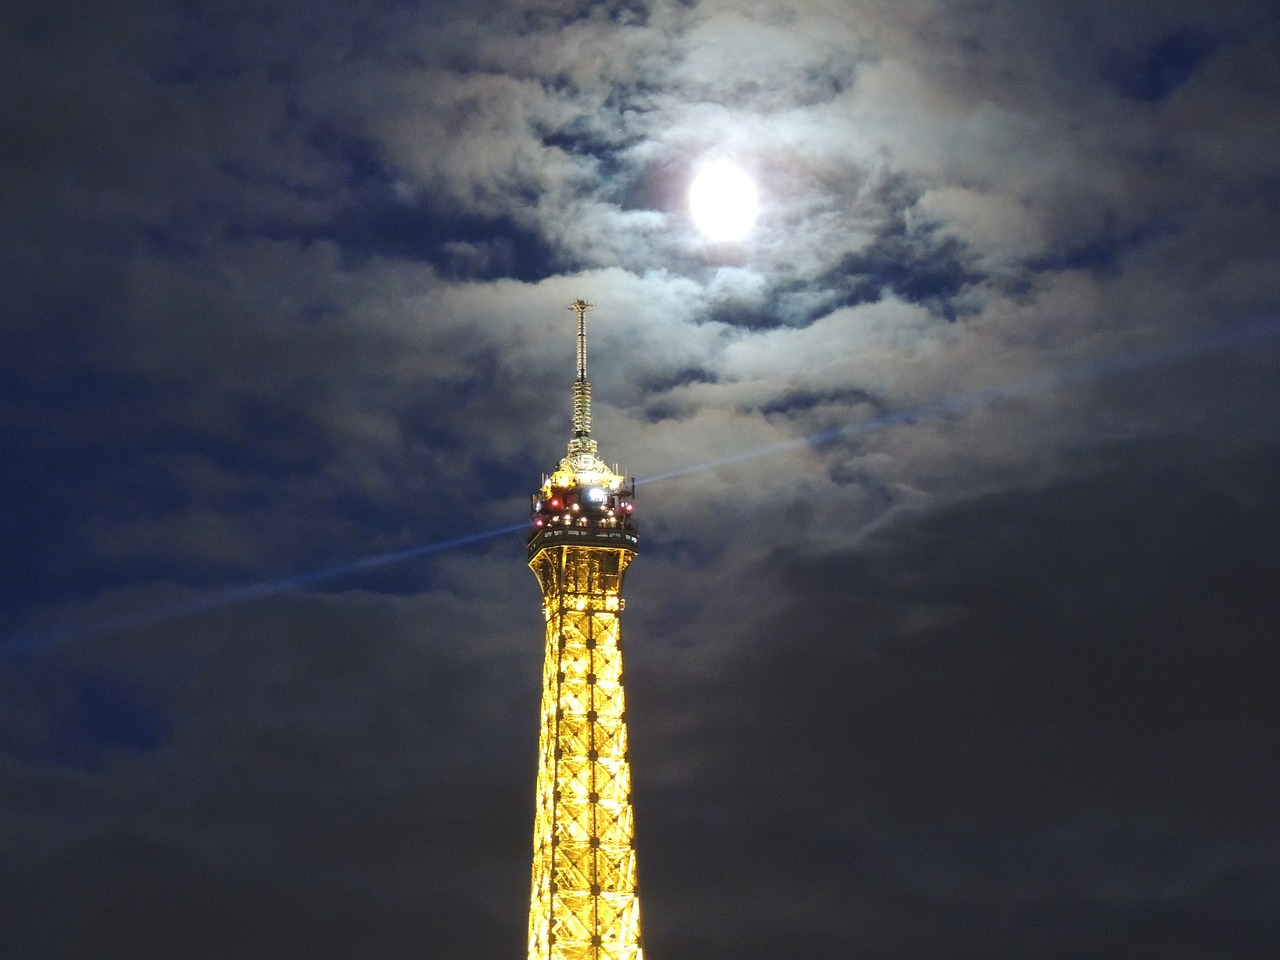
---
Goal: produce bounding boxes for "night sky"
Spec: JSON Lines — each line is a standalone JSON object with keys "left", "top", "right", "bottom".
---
{"left": 3, "top": 1, "right": 1280, "bottom": 957}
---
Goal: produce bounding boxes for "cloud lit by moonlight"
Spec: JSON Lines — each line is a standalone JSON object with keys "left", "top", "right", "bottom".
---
{"left": 688, "top": 159, "right": 758, "bottom": 242}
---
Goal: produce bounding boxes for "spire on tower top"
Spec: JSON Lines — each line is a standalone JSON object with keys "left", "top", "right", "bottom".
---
{"left": 570, "top": 298, "right": 591, "bottom": 383}
{"left": 567, "top": 298, "right": 597, "bottom": 459}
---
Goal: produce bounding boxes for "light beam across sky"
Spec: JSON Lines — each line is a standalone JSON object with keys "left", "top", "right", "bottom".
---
{"left": 640, "top": 316, "right": 1280, "bottom": 484}
{"left": 2, "top": 524, "right": 526, "bottom": 659}
{"left": 8, "top": 316, "right": 1276, "bottom": 659}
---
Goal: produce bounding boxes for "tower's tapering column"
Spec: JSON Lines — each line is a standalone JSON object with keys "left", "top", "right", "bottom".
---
{"left": 568, "top": 299, "right": 597, "bottom": 459}
{"left": 527, "top": 301, "right": 642, "bottom": 960}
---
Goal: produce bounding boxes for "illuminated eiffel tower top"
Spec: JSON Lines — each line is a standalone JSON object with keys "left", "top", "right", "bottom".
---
{"left": 546, "top": 299, "right": 624, "bottom": 493}
{"left": 530, "top": 300, "right": 635, "bottom": 556}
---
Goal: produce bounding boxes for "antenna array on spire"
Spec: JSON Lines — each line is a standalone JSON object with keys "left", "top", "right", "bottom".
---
{"left": 569, "top": 298, "right": 592, "bottom": 382}
{"left": 567, "top": 299, "right": 596, "bottom": 457}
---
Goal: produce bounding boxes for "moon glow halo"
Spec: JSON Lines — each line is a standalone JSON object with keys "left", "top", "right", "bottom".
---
{"left": 689, "top": 160, "right": 758, "bottom": 242}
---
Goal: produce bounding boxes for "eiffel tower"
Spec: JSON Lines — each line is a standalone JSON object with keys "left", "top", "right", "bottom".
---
{"left": 525, "top": 299, "right": 644, "bottom": 960}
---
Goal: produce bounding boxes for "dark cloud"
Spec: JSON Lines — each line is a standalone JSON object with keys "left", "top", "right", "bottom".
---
{"left": 3, "top": 0, "right": 1280, "bottom": 956}
{"left": 1105, "top": 27, "right": 1225, "bottom": 103}
{"left": 629, "top": 439, "right": 1280, "bottom": 959}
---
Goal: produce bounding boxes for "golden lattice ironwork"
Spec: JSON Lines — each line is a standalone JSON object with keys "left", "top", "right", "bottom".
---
{"left": 526, "top": 300, "right": 643, "bottom": 960}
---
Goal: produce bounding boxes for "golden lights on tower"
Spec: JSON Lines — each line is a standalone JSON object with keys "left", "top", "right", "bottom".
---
{"left": 525, "top": 300, "right": 644, "bottom": 960}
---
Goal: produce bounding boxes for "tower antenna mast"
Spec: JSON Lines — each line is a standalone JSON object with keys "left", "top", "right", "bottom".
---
{"left": 571, "top": 298, "right": 591, "bottom": 382}
{"left": 567, "top": 298, "right": 596, "bottom": 458}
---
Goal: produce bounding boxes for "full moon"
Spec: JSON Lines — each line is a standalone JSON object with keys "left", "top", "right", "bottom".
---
{"left": 689, "top": 160, "right": 758, "bottom": 242}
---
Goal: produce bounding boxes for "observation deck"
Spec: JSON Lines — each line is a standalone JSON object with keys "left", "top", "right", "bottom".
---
{"left": 527, "top": 473, "right": 637, "bottom": 561}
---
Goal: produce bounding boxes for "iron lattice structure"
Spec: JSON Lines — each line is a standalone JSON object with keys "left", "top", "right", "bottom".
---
{"left": 526, "top": 300, "right": 643, "bottom": 960}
